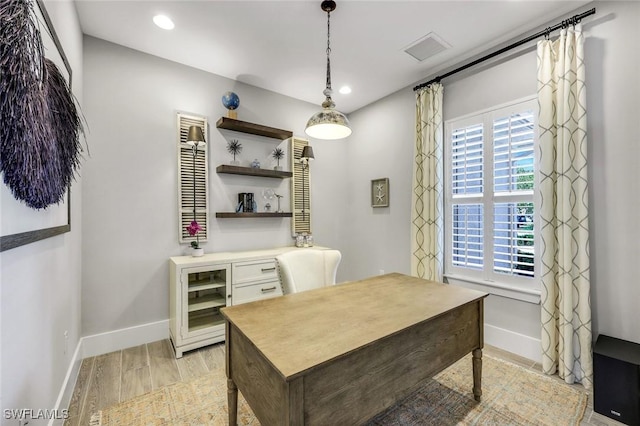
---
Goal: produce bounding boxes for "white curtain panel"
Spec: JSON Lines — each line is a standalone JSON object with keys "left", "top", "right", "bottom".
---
{"left": 537, "top": 23, "right": 592, "bottom": 389}
{"left": 412, "top": 83, "right": 444, "bottom": 281}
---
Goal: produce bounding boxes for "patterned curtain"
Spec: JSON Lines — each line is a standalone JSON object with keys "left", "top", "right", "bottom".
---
{"left": 412, "top": 83, "right": 444, "bottom": 281}
{"left": 537, "top": 24, "right": 592, "bottom": 389}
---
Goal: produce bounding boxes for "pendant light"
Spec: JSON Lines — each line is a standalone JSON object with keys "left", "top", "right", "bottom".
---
{"left": 305, "top": 0, "right": 352, "bottom": 140}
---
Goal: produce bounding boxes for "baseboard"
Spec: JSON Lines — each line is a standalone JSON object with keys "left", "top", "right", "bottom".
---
{"left": 485, "top": 323, "right": 541, "bottom": 363}
{"left": 49, "top": 341, "right": 83, "bottom": 426}
{"left": 49, "top": 320, "right": 169, "bottom": 424}
{"left": 82, "top": 319, "right": 170, "bottom": 358}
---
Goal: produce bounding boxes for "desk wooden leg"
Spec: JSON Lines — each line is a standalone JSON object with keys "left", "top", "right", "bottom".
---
{"left": 227, "top": 378, "right": 238, "bottom": 426}
{"left": 472, "top": 348, "right": 482, "bottom": 402}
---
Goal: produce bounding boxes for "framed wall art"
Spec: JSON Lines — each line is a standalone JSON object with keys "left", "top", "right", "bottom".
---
{"left": 371, "top": 178, "right": 389, "bottom": 208}
{"left": 0, "top": 0, "right": 75, "bottom": 252}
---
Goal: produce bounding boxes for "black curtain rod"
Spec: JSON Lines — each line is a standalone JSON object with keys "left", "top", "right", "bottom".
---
{"left": 413, "top": 7, "right": 596, "bottom": 92}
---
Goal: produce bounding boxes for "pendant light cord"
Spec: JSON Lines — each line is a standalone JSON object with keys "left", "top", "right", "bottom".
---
{"left": 325, "top": 10, "right": 332, "bottom": 92}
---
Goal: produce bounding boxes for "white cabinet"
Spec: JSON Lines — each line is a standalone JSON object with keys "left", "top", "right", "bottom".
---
{"left": 170, "top": 247, "right": 314, "bottom": 357}
{"left": 170, "top": 262, "right": 231, "bottom": 358}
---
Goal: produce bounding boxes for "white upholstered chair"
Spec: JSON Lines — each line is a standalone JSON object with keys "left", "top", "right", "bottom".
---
{"left": 276, "top": 249, "right": 342, "bottom": 294}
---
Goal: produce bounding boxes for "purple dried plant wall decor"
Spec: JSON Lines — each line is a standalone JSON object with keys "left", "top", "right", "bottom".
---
{"left": 0, "top": 0, "right": 85, "bottom": 251}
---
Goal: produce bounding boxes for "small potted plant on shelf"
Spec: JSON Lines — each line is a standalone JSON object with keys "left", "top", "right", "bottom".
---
{"left": 227, "top": 139, "right": 242, "bottom": 166}
{"left": 186, "top": 220, "right": 204, "bottom": 257}
{"left": 272, "top": 147, "right": 285, "bottom": 171}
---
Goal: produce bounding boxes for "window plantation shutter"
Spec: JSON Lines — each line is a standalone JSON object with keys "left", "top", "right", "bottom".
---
{"left": 493, "top": 111, "right": 535, "bottom": 194}
{"left": 445, "top": 98, "right": 537, "bottom": 285}
{"left": 290, "top": 137, "right": 311, "bottom": 236}
{"left": 491, "top": 109, "right": 535, "bottom": 277}
{"left": 452, "top": 203, "right": 484, "bottom": 269}
{"left": 450, "top": 122, "right": 485, "bottom": 272}
{"left": 452, "top": 123, "right": 483, "bottom": 195}
{"left": 178, "top": 113, "right": 209, "bottom": 244}
{"left": 493, "top": 202, "right": 534, "bottom": 276}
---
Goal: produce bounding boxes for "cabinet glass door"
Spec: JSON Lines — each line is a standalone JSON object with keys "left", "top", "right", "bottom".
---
{"left": 181, "top": 264, "right": 230, "bottom": 339}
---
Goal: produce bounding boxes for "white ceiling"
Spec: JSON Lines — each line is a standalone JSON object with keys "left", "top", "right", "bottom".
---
{"left": 75, "top": 0, "right": 591, "bottom": 114}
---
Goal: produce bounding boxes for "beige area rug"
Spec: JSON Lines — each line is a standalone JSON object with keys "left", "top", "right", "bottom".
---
{"left": 91, "top": 354, "right": 587, "bottom": 426}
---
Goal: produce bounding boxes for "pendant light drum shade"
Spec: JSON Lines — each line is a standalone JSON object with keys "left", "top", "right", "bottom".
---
{"left": 306, "top": 109, "right": 352, "bottom": 140}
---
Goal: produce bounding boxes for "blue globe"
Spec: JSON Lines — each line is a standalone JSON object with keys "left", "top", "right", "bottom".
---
{"left": 222, "top": 91, "right": 240, "bottom": 111}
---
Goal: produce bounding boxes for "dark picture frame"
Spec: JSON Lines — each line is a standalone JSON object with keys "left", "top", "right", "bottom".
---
{"left": 0, "top": 0, "right": 73, "bottom": 252}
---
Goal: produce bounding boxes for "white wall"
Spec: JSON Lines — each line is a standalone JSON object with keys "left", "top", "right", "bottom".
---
{"left": 342, "top": 89, "right": 415, "bottom": 281}
{"left": 346, "top": 0, "right": 640, "bottom": 355}
{"left": 81, "top": 37, "right": 349, "bottom": 337}
{"left": 0, "top": 0, "right": 83, "bottom": 423}
{"left": 586, "top": 1, "right": 640, "bottom": 344}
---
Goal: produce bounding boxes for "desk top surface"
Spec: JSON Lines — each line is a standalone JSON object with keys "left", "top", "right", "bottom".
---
{"left": 221, "top": 272, "right": 487, "bottom": 380}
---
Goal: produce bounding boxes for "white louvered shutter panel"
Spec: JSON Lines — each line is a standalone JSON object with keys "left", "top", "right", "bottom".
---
{"left": 450, "top": 122, "right": 485, "bottom": 272}
{"left": 289, "top": 137, "right": 311, "bottom": 236}
{"left": 177, "top": 113, "right": 209, "bottom": 244}
{"left": 492, "top": 109, "right": 535, "bottom": 277}
{"left": 452, "top": 123, "right": 484, "bottom": 195}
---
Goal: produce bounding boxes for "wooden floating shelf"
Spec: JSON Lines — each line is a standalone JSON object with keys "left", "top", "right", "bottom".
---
{"left": 216, "top": 212, "right": 293, "bottom": 218}
{"left": 216, "top": 165, "right": 292, "bottom": 179}
{"left": 216, "top": 117, "right": 293, "bottom": 140}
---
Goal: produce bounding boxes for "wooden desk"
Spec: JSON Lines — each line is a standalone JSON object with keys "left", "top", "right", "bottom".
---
{"left": 221, "top": 272, "right": 488, "bottom": 425}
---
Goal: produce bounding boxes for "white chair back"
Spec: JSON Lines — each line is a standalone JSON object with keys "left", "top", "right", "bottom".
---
{"left": 276, "top": 249, "right": 342, "bottom": 294}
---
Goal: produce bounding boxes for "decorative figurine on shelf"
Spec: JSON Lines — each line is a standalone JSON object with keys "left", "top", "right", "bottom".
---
{"left": 272, "top": 147, "right": 285, "bottom": 171}
{"left": 227, "top": 139, "right": 242, "bottom": 166}
{"left": 262, "top": 188, "right": 275, "bottom": 212}
{"left": 251, "top": 158, "right": 261, "bottom": 169}
{"left": 222, "top": 91, "right": 240, "bottom": 119}
{"left": 274, "top": 193, "right": 284, "bottom": 213}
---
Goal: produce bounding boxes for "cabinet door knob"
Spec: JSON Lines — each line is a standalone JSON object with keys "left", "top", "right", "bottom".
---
{"left": 228, "top": 294, "right": 232, "bottom": 298}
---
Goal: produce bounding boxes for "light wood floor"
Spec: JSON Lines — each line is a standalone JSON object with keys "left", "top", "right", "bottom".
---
{"left": 65, "top": 340, "right": 623, "bottom": 426}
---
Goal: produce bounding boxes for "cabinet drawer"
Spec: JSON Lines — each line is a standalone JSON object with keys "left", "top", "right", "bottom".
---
{"left": 233, "top": 280, "right": 283, "bottom": 305}
{"left": 232, "top": 259, "right": 278, "bottom": 284}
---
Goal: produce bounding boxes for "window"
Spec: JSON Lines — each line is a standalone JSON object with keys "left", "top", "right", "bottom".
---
{"left": 444, "top": 98, "right": 538, "bottom": 292}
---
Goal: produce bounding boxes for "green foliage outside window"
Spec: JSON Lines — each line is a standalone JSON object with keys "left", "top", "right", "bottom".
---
{"left": 515, "top": 168, "right": 534, "bottom": 274}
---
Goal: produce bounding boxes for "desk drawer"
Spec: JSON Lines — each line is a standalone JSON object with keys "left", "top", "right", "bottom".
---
{"left": 233, "top": 280, "right": 283, "bottom": 305}
{"left": 232, "top": 259, "right": 278, "bottom": 284}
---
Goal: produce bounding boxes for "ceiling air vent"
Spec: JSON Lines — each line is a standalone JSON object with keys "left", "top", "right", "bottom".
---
{"left": 404, "top": 32, "right": 451, "bottom": 62}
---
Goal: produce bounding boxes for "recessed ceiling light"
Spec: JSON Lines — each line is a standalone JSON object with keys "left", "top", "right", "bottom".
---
{"left": 153, "top": 14, "right": 174, "bottom": 30}
{"left": 339, "top": 86, "right": 352, "bottom": 95}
